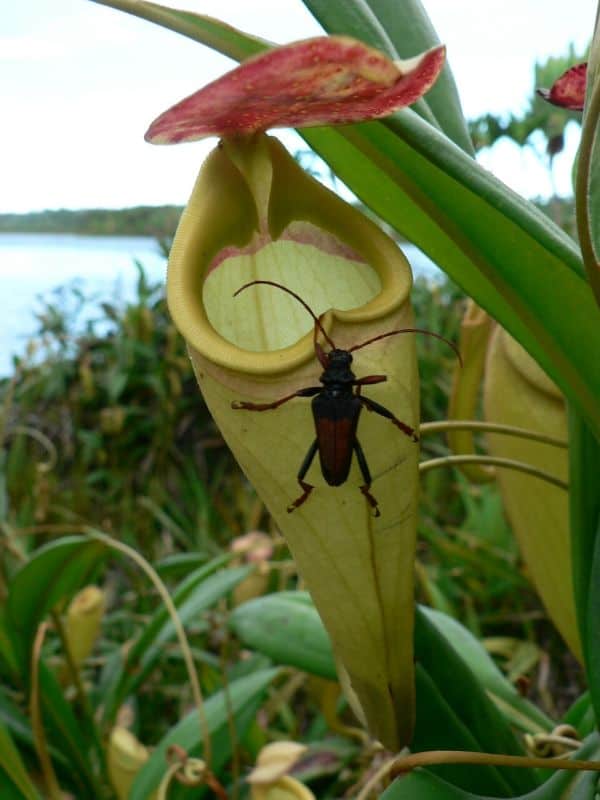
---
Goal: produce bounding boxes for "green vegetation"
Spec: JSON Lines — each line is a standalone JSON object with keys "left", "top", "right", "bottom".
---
{"left": 468, "top": 45, "right": 586, "bottom": 240}
{"left": 2, "top": 4, "right": 598, "bottom": 798}
{"left": 468, "top": 44, "right": 586, "bottom": 159}
{"left": 0, "top": 205, "right": 183, "bottom": 238}
{"left": 0, "top": 264, "right": 580, "bottom": 799}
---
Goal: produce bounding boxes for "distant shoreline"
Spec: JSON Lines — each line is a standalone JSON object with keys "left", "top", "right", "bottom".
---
{"left": 0, "top": 206, "right": 183, "bottom": 238}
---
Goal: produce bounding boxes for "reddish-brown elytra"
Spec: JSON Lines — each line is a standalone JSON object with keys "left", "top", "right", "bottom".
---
{"left": 231, "top": 280, "right": 461, "bottom": 516}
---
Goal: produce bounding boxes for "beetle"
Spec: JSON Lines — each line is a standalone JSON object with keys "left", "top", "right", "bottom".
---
{"left": 231, "top": 280, "right": 461, "bottom": 516}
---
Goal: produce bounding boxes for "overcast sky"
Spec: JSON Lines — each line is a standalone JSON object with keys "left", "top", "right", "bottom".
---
{"left": 1, "top": 0, "right": 595, "bottom": 212}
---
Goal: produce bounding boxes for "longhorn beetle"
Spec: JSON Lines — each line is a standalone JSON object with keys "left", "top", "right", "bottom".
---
{"left": 231, "top": 280, "right": 461, "bottom": 516}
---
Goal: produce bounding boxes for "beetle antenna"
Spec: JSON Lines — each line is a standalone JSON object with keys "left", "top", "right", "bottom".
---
{"left": 349, "top": 328, "right": 463, "bottom": 366}
{"left": 233, "top": 280, "right": 336, "bottom": 350}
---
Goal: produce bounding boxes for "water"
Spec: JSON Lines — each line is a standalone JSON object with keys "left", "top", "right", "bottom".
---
{"left": 0, "top": 233, "right": 442, "bottom": 376}
{"left": 0, "top": 234, "right": 168, "bottom": 376}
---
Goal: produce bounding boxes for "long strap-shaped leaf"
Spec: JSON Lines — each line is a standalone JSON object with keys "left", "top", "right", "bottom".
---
{"left": 569, "top": 408, "right": 600, "bottom": 722}
{"left": 303, "top": 0, "right": 474, "bottom": 152}
{"left": 90, "top": 0, "right": 270, "bottom": 60}
{"left": 299, "top": 0, "right": 440, "bottom": 130}
{"left": 90, "top": 0, "right": 600, "bottom": 440}
{"left": 0, "top": 718, "right": 41, "bottom": 800}
{"left": 577, "top": 6, "right": 600, "bottom": 305}
{"left": 301, "top": 119, "right": 600, "bottom": 437}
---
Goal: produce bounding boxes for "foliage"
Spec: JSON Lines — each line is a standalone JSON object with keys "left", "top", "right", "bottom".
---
{"left": 4, "top": 1, "right": 600, "bottom": 798}
{"left": 469, "top": 44, "right": 587, "bottom": 161}
{"left": 0, "top": 259, "right": 583, "bottom": 798}
{"left": 0, "top": 206, "right": 183, "bottom": 238}
{"left": 1, "top": 263, "right": 243, "bottom": 556}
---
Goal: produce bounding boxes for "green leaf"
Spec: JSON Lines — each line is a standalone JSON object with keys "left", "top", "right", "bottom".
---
{"left": 413, "top": 608, "right": 537, "bottom": 795}
{"left": 0, "top": 688, "right": 72, "bottom": 781}
{"left": 0, "top": 775, "right": 35, "bottom": 800}
{"left": 91, "top": 0, "right": 270, "bottom": 60}
{"left": 300, "top": 0, "right": 438, "bottom": 130}
{"left": 412, "top": 666, "right": 515, "bottom": 795}
{"left": 0, "top": 688, "right": 65, "bottom": 769}
{"left": 569, "top": 406, "right": 600, "bottom": 721}
{"left": 155, "top": 551, "right": 209, "bottom": 578}
{"left": 0, "top": 718, "right": 41, "bottom": 800}
{"left": 420, "top": 607, "right": 553, "bottom": 734}
{"left": 231, "top": 594, "right": 538, "bottom": 795}
{"left": 229, "top": 592, "right": 336, "bottom": 680}
{"left": 380, "top": 735, "right": 600, "bottom": 800}
{"left": 90, "top": 2, "right": 600, "bottom": 437}
{"left": 303, "top": 0, "right": 398, "bottom": 55}
{"left": 0, "top": 692, "right": 34, "bottom": 755}
{"left": 362, "top": 0, "right": 473, "bottom": 153}
{"left": 301, "top": 0, "right": 472, "bottom": 151}
{"left": 37, "top": 662, "right": 100, "bottom": 796}
{"left": 7, "top": 535, "right": 105, "bottom": 670}
{"left": 101, "top": 558, "right": 250, "bottom": 723}
{"left": 585, "top": 515, "right": 600, "bottom": 725}
{"left": 300, "top": 119, "right": 600, "bottom": 438}
{"left": 562, "top": 692, "right": 596, "bottom": 739}
{"left": 0, "top": 607, "right": 20, "bottom": 682}
{"left": 130, "top": 668, "right": 279, "bottom": 800}
{"left": 576, "top": 17, "right": 600, "bottom": 305}
{"left": 3, "top": 542, "right": 104, "bottom": 794}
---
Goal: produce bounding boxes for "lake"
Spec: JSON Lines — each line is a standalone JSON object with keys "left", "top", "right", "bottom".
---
{"left": 0, "top": 233, "right": 442, "bottom": 376}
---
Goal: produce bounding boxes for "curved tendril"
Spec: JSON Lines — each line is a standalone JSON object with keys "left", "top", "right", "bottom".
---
{"left": 419, "top": 454, "right": 568, "bottom": 490}
{"left": 419, "top": 420, "right": 568, "bottom": 448}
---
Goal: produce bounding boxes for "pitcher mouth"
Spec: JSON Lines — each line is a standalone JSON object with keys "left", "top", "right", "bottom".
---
{"left": 167, "top": 135, "right": 412, "bottom": 376}
{"left": 202, "top": 221, "right": 381, "bottom": 354}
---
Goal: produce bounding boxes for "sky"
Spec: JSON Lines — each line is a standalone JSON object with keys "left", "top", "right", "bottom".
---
{"left": 1, "top": 0, "right": 595, "bottom": 213}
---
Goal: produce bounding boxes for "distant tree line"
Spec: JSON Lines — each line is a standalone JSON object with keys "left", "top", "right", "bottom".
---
{"left": 0, "top": 206, "right": 184, "bottom": 237}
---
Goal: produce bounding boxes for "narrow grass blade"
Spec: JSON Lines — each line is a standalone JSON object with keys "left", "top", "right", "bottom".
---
{"left": 129, "top": 668, "right": 279, "bottom": 800}
{"left": 0, "top": 718, "right": 41, "bottom": 800}
{"left": 101, "top": 559, "right": 250, "bottom": 723}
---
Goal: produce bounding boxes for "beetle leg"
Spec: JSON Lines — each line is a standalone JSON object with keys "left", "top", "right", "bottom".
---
{"left": 359, "top": 395, "right": 419, "bottom": 442}
{"left": 353, "top": 439, "right": 380, "bottom": 517}
{"left": 287, "top": 439, "right": 319, "bottom": 513}
{"left": 232, "top": 386, "right": 321, "bottom": 411}
{"left": 354, "top": 375, "right": 387, "bottom": 386}
{"left": 354, "top": 375, "right": 386, "bottom": 398}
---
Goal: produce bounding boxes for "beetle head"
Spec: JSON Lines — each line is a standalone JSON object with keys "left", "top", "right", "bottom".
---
{"left": 327, "top": 349, "right": 353, "bottom": 367}
{"left": 320, "top": 348, "right": 355, "bottom": 384}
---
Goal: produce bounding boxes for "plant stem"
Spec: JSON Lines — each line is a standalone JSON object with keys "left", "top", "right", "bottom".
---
{"left": 30, "top": 623, "right": 63, "bottom": 800}
{"left": 420, "top": 420, "right": 567, "bottom": 448}
{"left": 357, "top": 749, "right": 600, "bottom": 800}
{"left": 4, "top": 425, "right": 58, "bottom": 470}
{"left": 85, "top": 528, "right": 213, "bottom": 769}
{"left": 52, "top": 612, "right": 111, "bottom": 787}
{"left": 419, "top": 454, "right": 568, "bottom": 490}
{"left": 391, "top": 749, "right": 600, "bottom": 776}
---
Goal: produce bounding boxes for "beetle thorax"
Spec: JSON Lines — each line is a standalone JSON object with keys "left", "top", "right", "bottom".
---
{"left": 320, "top": 349, "right": 356, "bottom": 385}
